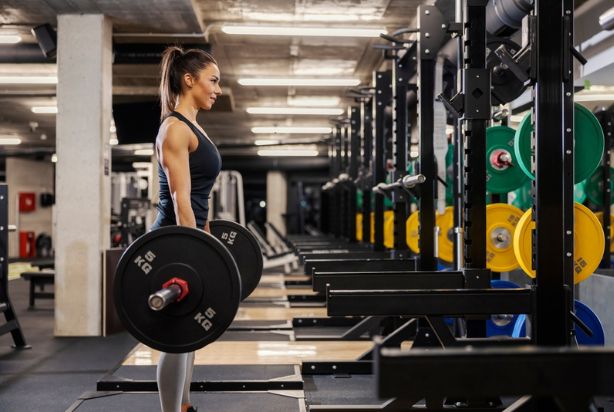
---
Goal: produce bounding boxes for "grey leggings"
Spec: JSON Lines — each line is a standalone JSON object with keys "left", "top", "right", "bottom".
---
{"left": 150, "top": 221, "right": 197, "bottom": 411}
{"left": 157, "top": 351, "right": 195, "bottom": 412}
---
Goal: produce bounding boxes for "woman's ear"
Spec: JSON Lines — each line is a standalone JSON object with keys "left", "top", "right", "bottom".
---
{"left": 183, "top": 73, "right": 194, "bottom": 88}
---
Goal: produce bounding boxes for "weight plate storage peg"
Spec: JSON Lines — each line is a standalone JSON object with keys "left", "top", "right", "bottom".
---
{"left": 512, "top": 300, "right": 605, "bottom": 345}
{"left": 114, "top": 226, "right": 242, "bottom": 353}
{"left": 573, "top": 300, "right": 606, "bottom": 346}
{"left": 485, "top": 203, "right": 524, "bottom": 272}
{"left": 513, "top": 202, "right": 605, "bottom": 284}
{"left": 209, "top": 219, "right": 263, "bottom": 300}
{"left": 407, "top": 209, "right": 453, "bottom": 261}
{"left": 486, "top": 126, "right": 529, "bottom": 194}
{"left": 585, "top": 167, "right": 614, "bottom": 206}
{"left": 514, "top": 103, "right": 604, "bottom": 183}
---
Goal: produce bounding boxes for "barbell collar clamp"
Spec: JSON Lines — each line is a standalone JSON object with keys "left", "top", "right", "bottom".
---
{"left": 400, "top": 174, "right": 426, "bottom": 189}
{"left": 372, "top": 174, "right": 426, "bottom": 194}
{"left": 148, "top": 284, "right": 183, "bottom": 311}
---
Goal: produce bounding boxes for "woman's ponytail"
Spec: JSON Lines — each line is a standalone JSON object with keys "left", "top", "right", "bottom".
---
{"left": 159, "top": 46, "right": 184, "bottom": 121}
{"left": 159, "top": 46, "right": 218, "bottom": 121}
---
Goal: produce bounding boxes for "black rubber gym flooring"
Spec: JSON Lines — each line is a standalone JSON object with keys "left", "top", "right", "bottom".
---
{"left": 11, "top": 269, "right": 613, "bottom": 411}
{"left": 68, "top": 391, "right": 304, "bottom": 411}
{"left": 0, "top": 279, "right": 137, "bottom": 411}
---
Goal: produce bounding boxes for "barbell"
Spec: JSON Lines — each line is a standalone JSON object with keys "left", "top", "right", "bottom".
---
{"left": 114, "top": 219, "right": 263, "bottom": 353}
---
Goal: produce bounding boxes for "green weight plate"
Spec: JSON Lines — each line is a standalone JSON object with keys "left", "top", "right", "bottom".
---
{"left": 407, "top": 161, "right": 415, "bottom": 175}
{"left": 384, "top": 196, "right": 393, "bottom": 209}
{"left": 586, "top": 167, "right": 614, "bottom": 206}
{"left": 384, "top": 175, "right": 393, "bottom": 209}
{"left": 210, "top": 220, "right": 263, "bottom": 300}
{"left": 446, "top": 144, "right": 454, "bottom": 205}
{"left": 510, "top": 181, "right": 532, "bottom": 210}
{"left": 356, "top": 189, "right": 363, "bottom": 210}
{"left": 114, "top": 226, "right": 241, "bottom": 353}
{"left": 370, "top": 192, "right": 393, "bottom": 209}
{"left": 508, "top": 180, "right": 586, "bottom": 207}
{"left": 574, "top": 179, "right": 587, "bottom": 204}
{"left": 514, "top": 103, "right": 604, "bottom": 183}
{"left": 486, "top": 126, "right": 529, "bottom": 193}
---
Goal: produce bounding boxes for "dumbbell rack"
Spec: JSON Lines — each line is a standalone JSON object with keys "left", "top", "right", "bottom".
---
{"left": 0, "top": 184, "right": 30, "bottom": 349}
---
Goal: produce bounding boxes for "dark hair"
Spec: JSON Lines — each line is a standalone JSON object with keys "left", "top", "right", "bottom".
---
{"left": 159, "top": 46, "right": 218, "bottom": 120}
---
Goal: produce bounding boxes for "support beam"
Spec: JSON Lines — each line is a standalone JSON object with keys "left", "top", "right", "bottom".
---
{"left": 55, "top": 14, "right": 112, "bottom": 336}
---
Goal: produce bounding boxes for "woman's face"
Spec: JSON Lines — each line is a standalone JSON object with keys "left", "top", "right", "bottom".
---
{"left": 187, "top": 64, "right": 222, "bottom": 110}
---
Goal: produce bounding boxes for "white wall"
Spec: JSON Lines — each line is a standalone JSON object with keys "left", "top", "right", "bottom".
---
{"left": 5, "top": 158, "right": 54, "bottom": 258}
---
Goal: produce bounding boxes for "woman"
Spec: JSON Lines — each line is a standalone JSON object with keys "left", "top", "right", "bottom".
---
{"left": 152, "top": 46, "right": 222, "bottom": 412}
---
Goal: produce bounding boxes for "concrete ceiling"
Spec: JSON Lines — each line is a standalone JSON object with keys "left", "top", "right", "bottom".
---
{"left": 0, "top": 0, "right": 420, "bottom": 158}
{"left": 0, "top": 0, "right": 613, "bottom": 161}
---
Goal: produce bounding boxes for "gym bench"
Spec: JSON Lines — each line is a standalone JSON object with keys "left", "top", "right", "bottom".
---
{"left": 20, "top": 271, "right": 55, "bottom": 308}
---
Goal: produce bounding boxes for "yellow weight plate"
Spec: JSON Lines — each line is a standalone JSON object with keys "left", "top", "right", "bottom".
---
{"left": 356, "top": 213, "right": 363, "bottom": 241}
{"left": 367, "top": 211, "right": 394, "bottom": 246}
{"left": 485, "top": 203, "right": 523, "bottom": 272}
{"left": 370, "top": 212, "right": 374, "bottom": 243}
{"left": 407, "top": 208, "right": 453, "bottom": 261}
{"left": 384, "top": 210, "right": 394, "bottom": 249}
{"left": 406, "top": 211, "right": 420, "bottom": 253}
{"left": 437, "top": 206, "right": 454, "bottom": 263}
{"left": 513, "top": 202, "right": 604, "bottom": 284}
{"left": 593, "top": 211, "right": 613, "bottom": 253}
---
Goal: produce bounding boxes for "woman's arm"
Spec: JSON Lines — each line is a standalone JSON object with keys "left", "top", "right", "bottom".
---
{"left": 158, "top": 122, "right": 197, "bottom": 228}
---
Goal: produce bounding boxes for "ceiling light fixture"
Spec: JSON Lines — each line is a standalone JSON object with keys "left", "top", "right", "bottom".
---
{"left": 251, "top": 126, "right": 332, "bottom": 134}
{"left": 240, "top": 11, "right": 381, "bottom": 22}
{"left": 0, "top": 75, "right": 57, "bottom": 84}
{"left": 574, "top": 94, "right": 614, "bottom": 102}
{"left": 31, "top": 106, "right": 58, "bottom": 114}
{"left": 134, "top": 148, "right": 154, "bottom": 156}
{"left": 287, "top": 97, "right": 341, "bottom": 107}
{"left": 0, "top": 136, "right": 22, "bottom": 145}
{"left": 110, "top": 138, "right": 119, "bottom": 146}
{"left": 247, "top": 107, "right": 344, "bottom": 115}
{"left": 0, "top": 34, "right": 22, "bottom": 44}
{"left": 257, "top": 146, "right": 320, "bottom": 157}
{"left": 509, "top": 114, "right": 526, "bottom": 123}
{"left": 132, "top": 162, "right": 152, "bottom": 169}
{"left": 239, "top": 78, "right": 360, "bottom": 87}
{"left": 221, "top": 25, "right": 384, "bottom": 38}
{"left": 255, "top": 139, "right": 281, "bottom": 146}
{"left": 51, "top": 153, "right": 58, "bottom": 163}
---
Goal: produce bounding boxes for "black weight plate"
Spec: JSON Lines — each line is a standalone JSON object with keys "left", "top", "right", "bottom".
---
{"left": 210, "top": 220, "right": 263, "bottom": 300}
{"left": 487, "top": 39, "right": 527, "bottom": 105}
{"left": 114, "top": 226, "right": 241, "bottom": 353}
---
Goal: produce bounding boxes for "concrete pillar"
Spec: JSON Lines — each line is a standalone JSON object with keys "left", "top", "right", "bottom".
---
{"left": 55, "top": 14, "right": 112, "bottom": 336}
{"left": 266, "top": 171, "right": 287, "bottom": 242}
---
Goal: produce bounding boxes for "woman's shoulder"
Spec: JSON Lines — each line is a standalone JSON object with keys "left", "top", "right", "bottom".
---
{"left": 157, "top": 117, "right": 193, "bottom": 148}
